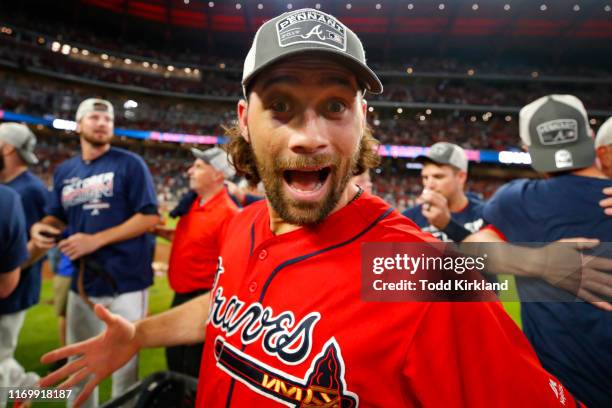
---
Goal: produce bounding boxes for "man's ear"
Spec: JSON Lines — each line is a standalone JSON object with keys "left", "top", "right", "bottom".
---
{"left": 361, "top": 98, "right": 368, "bottom": 128}
{"left": 237, "top": 99, "right": 250, "bottom": 143}
{"left": 76, "top": 122, "right": 82, "bottom": 134}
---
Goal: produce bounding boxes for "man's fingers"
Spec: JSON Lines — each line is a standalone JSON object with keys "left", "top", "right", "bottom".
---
{"left": 41, "top": 342, "right": 87, "bottom": 365}
{"left": 39, "top": 358, "right": 87, "bottom": 387}
{"left": 94, "top": 304, "right": 116, "bottom": 325}
{"left": 58, "top": 368, "right": 91, "bottom": 390}
{"left": 581, "top": 270, "right": 612, "bottom": 299}
{"left": 602, "top": 186, "right": 612, "bottom": 195}
{"left": 557, "top": 237, "right": 600, "bottom": 249}
{"left": 576, "top": 289, "right": 612, "bottom": 312}
{"left": 74, "top": 378, "right": 99, "bottom": 408}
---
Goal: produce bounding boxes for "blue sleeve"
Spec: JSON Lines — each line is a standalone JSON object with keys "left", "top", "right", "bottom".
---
{"left": 46, "top": 169, "right": 67, "bottom": 223}
{"left": 126, "top": 155, "right": 159, "bottom": 214}
{"left": 0, "top": 188, "right": 28, "bottom": 273}
{"left": 401, "top": 205, "right": 423, "bottom": 224}
{"left": 482, "top": 180, "right": 526, "bottom": 238}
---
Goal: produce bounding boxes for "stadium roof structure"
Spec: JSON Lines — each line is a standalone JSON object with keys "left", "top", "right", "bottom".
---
{"left": 7, "top": 0, "right": 612, "bottom": 62}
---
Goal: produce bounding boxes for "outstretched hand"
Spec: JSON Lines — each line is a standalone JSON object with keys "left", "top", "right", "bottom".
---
{"left": 39, "top": 304, "right": 141, "bottom": 407}
{"left": 543, "top": 238, "right": 612, "bottom": 312}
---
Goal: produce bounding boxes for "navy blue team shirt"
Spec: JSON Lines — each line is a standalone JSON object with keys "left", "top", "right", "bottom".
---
{"left": 0, "top": 185, "right": 28, "bottom": 277}
{"left": 402, "top": 193, "right": 485, "bottom": 241}
{"left": 1, "top": 171, "right": 49, "bottom": 313}
{"left": 484, "top": 174, "right": 612, "bottom": 408}
{"left": 47, "top": 147, "right": 158, "bottom": 296}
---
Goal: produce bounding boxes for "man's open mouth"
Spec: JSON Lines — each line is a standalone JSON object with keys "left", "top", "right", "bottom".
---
{"left": 283, "top": 167, "right": 331, "bottom": 193}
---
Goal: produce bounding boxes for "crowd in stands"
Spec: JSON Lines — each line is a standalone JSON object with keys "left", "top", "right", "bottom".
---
{"left": 28, "top": 132, "right": 504, "bottom": 212}
{"left": 1, "top": 24, "right": 611, "bottom": 111}
{"left": 0, "top": 70, "right": 535, "bottom": 151}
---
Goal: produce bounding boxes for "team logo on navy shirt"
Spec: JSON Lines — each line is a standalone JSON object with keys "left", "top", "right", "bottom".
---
{"left": 536, "top": 119, "right": 578, "bottom": 145}
{"left": 215, "top": 336, "right": 358, "bottom": 407}
{"left": 61, "top": 172, "right": 114, "bottom": 214}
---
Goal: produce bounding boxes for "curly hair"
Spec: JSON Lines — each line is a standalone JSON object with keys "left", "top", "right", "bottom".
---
{"left": 224, "top": 122, "right": 380, "bottom": 185}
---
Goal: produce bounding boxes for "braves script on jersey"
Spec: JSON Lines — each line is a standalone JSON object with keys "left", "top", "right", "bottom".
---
{"left": 196, "top": 193, "right": 577, "bottom": 407}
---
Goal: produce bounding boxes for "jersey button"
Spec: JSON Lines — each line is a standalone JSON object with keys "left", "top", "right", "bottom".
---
{"left": 258, "top": 249, "right": 268, "bottom": 260}
{"left": 248, "top": 281, "right": 258, "bottom": 293}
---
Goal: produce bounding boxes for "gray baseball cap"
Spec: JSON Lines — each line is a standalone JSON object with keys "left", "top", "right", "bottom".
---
{"left": 76, "top": 98, "right": 114, "bottom": 122}
{"left": 595, "top": 116, "right": 612, "bottom": 148}
{"left": 520, "top": 94, "right": 594, "bottom": 173}
{"left": 242, "top": 8, "right": 382, "bottom": 96}
{"left": 191, "top": 147, "right": 236, "bottom": 180}
{"left": 0, "top": 122, "right": 39, "bottom": 165}
{"left": 416, "top": 142, "right": 468, "bottom": 172}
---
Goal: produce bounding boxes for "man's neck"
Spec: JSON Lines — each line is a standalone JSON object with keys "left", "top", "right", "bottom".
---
{"left": 448, "top": 191, "right": 469, "bottom": 213}
{"left": 196, "top": 183, "right": 224, "bottom": 206}
{"left": 81, "top": 139, "right": 111, "bottom": 162}
{"left": 0, "top": 165, "right": 27, "bottom": 183}
{"left": 571, "top": 165, "right": 607, "bottom": 179}
{"left": 268, "top": 182, "right": 359, "bottom": 235}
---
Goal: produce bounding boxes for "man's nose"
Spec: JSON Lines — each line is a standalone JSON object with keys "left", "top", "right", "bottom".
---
{"left": 287, "top": 109, "right": 329, "bottom": 155}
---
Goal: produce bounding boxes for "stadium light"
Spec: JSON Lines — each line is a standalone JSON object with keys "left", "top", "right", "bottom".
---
{"left": 257, "top": 3, "right": 263, "bottom": 9}
{"left": 504, "top": 4, "right": 511, "bottom": 11}
{"left": 573, "top": 4, "right": 580, "bottom": 11}
{"left": 407, "top": 4, "right": 414, "bottom": 10}
{"left": 375, "top": 3, "right": 382, "bottom": 10}
{"left": 315, "top": 3, "right": 321, "bottom": 10}
{"left": 467, "top": 68, "right": 475, "bottom": 76}
{"left": 184, "top": 0, "right": 189, "bottom": 4}
{"left": 235, "top": 3, "right": 242, "bottom": 10}
{"left": 472, "top": 4, "right": 479, "bottom": 11}
{"left": 124, "top": 58, "right": 132, "bottom": 64}
{"left": 61, "top": 44, "right": 70, "bottom": 55}
{"left": 590, "top": 118, "right": 597, "bottom": 125}
{"left": 397, "top": 108, "right": 403, "bottom": 114}
{"left": 208, "top": 1, "right": 214, "bottom": 7}
{"left": 37, "top": 37, "right": 45, "bottom": 45}
{"left": 287, "top": 3, "right": 293, "bottom": 9}
{"left": 101, "top": 53, "right": 109, "bottom": 60}
{"left": 505, "top": 115, "right": 512, "bottom": 122}
{"left": 167, "top": 65, "right": 175, "bottom": 71}
{"left": 124, "top": 100, "right": 138, "bottom": 109}
{"left": 81, "top": 49, "right": 89, "bottom": 56}
{"left": 606, "top": 5, "right": 611, "bottom": 12}
{"left": 406, "top": 67, "right": 414, "bottom": 74}
{"left": 531, "top": 71, "right": 539, "bottom": 78}
{"left": 52, "top": 119, "right": 77, "bottom": 131}
{"left": 51, "top": 41, "right": 60, "bottom": 52}
{"left": 438, "top": 3, "right": 445, "bottom": 10}
{"left": 419, "top": 115, "right": 426, "bottom": 121}
{"left": 540, "top": 4, "right": 547, "bottom": 11}
{"left": 346, "top": 3, "right": 352, "bottom": 10}
{"left": 426, "top": 109, "right": 432, "bottom": 115}
{"left": 152, "top": 63, "right": 159, "bottom": 69}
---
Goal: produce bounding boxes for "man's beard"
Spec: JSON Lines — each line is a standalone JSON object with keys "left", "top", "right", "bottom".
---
{"left": 81, "top": 131, "right": 111, "bottom": 147}
{"left": 254, "top": 148, "right": 358, "bottom": 226}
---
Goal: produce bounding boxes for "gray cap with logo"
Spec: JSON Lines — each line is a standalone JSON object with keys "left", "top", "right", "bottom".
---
{"left": 191, "top": 147, "right": 236, "bottom": 180}
{"left": 416, "top": 142, "right": 468, "bottom": 172}
{"left": 519, "top": 94, "right": 594, "bottom": 173}
{"left": 0, "top": 122, "right": 39, "bottom": 165}
{"left": 242, "top": 8, "right": 382, "bottom": 96}
{"left": 76, "top": 98, "right": 114, "bottom": 122}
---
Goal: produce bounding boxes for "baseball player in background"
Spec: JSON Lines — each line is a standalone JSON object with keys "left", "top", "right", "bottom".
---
{"left": 595, "top": 116, "right": 612, "bottom": 179}
{"left": 153, "top": 147, "right": 239, "bottom": 378}
{"left": 0, "top": 122, "right": 50, "bottom": 394}
{"left": 0, "top": 185, "right": 27, "bottom": 299}
{"left": 466, "top": 95, "right": 612, "bottom": 407}
{"left": 403, "top": 142, "right": 485, "bottom": 242}
{"left": 30, "top": 98, "right": 159, "bottom": 407}
{"left": 40, "top": 9, "right": 580, "bottom": 408}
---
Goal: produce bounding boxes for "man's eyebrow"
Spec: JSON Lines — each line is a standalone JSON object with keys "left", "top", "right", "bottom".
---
{"left": 319, "top": 75, "right": 358, "bottom": 92}
{"left": 259, "top": 74, "right": 300, "bottom": 92}
{"left": 258, "top": 73, "right": 358, "bottom": 93}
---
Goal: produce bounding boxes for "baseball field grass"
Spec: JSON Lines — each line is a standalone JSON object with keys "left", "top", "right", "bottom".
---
{"left": 15, "top": 270, "right": 521, "bottom": 407}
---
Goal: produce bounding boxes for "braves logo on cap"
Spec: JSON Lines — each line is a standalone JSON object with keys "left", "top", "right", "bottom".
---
{"left": 276, "top": 9, "right": 347, "bottom": 51}
{"left": 215, "top": 336, "right": 358, "bottom": 407}
{"left": 536, "top": 119, "right": 578, "bottom": 145}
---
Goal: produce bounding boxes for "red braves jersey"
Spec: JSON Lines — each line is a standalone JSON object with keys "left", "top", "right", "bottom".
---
{"left": 196, "top": 193, "right": 578, "bottom": 407}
